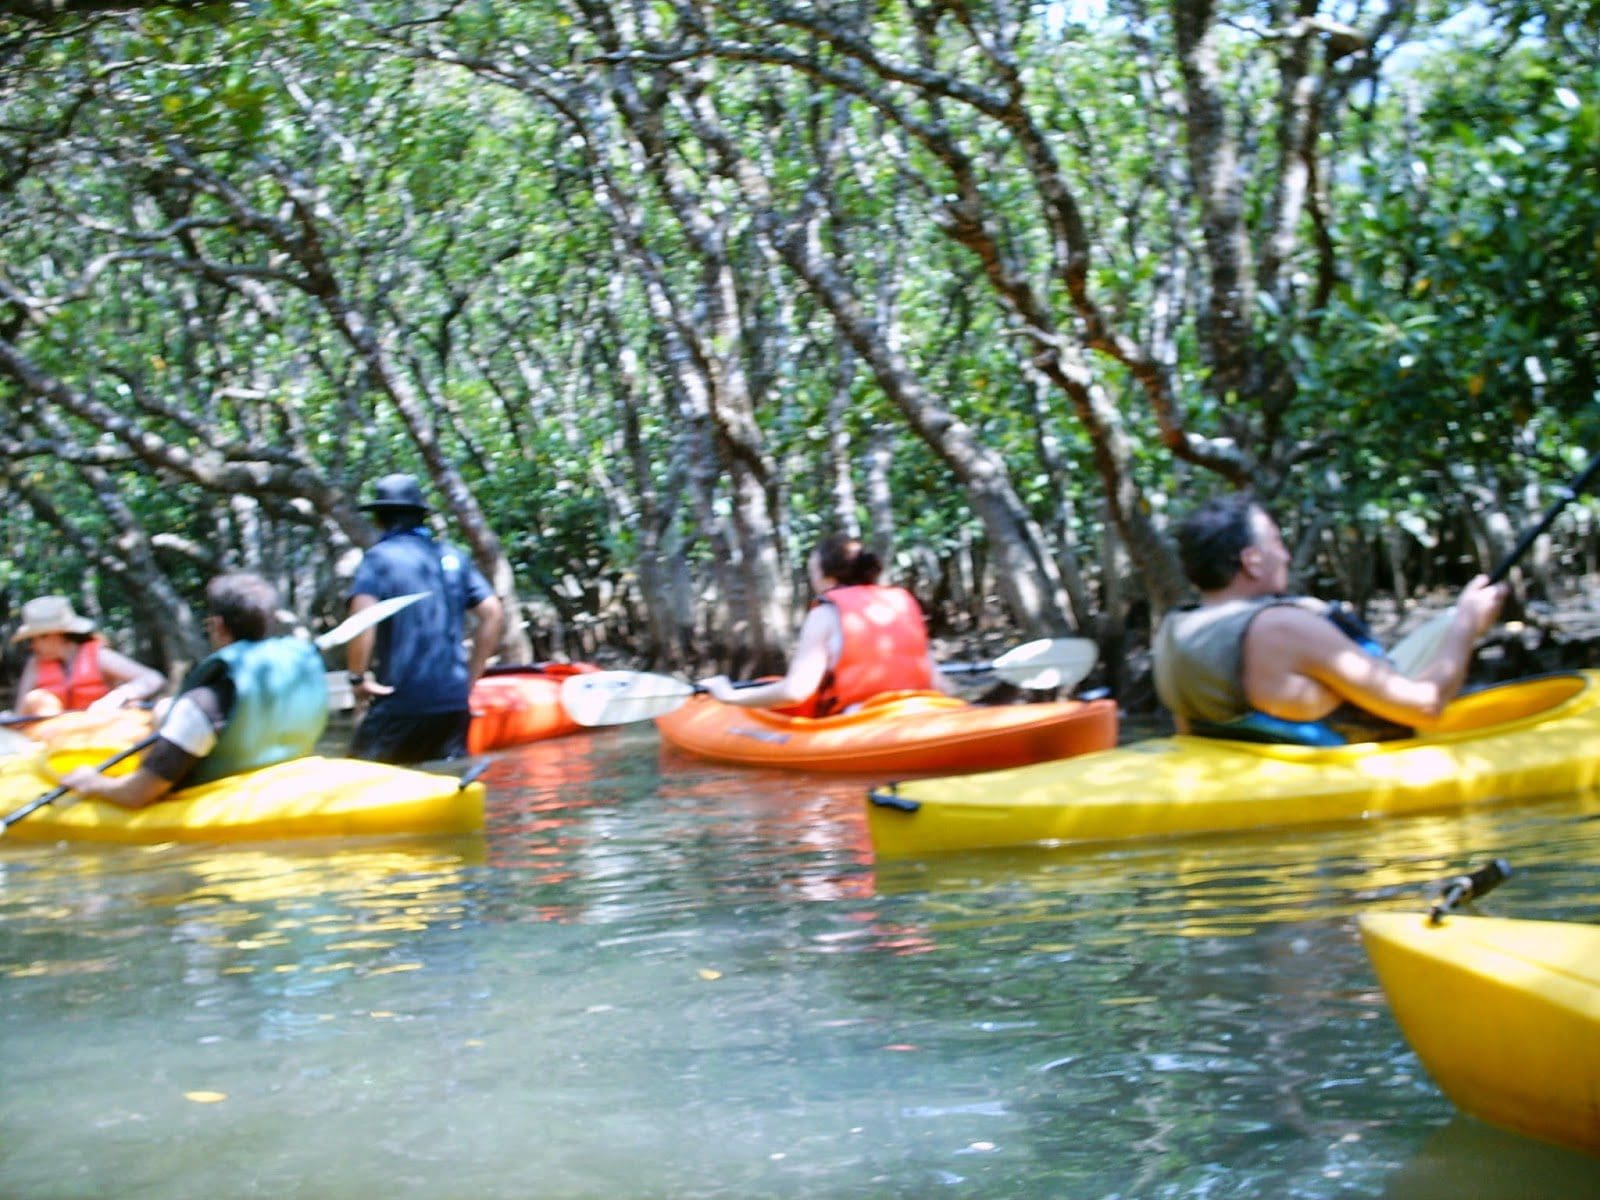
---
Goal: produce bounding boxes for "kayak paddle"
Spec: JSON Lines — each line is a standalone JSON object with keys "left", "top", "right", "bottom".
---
{"left": 1389, "top": 452, "right": 1600, "bottom": 676}
{"left": 938, "top": 636, "right": 1099, "bottom": 690}
{"left": 0, "top": 733, "right": 162, "bottom": 836}
{"left": 560, "top": 636, "right": 1100, "bottom": 727}
{"left": 312, "top": 591, "right": 430, "bottom": 651}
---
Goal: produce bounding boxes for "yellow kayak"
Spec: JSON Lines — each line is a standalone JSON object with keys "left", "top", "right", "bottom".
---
{"left": 0, "top": 749, "right": 484, "bottom": 844}
{"left": 8, "top": 709, "right": 156, "bottom": 752}
{"left": 1360, "top": 911, "right": 1600, "bottom": 1158}
{"left": 868, "top": 671, "right": 1600, "bottom": 858}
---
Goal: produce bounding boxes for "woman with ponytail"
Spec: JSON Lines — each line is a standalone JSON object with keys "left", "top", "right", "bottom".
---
{"left": 700, "top": 533, "right": 949, "bottom": 716}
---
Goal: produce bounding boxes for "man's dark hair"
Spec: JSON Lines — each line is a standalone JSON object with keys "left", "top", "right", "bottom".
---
{"left": 814, "top": 533, "right": 883, "bottom": 587}
{"left": 1176, "top": 493, "right": 1262, "bottom": 591}
{"left": 205, "top": 572, "right": 279, "bottom": 642}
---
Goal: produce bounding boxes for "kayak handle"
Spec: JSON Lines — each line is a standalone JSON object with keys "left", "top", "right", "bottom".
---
{"left": 1428, "top": 858, "right": 1512, "bottom": 924}
{"left": 456, "top": 759, "right": 492, "bottom": 790}
{"left": 867, "top": 786, "right": 920, "bottom": 814}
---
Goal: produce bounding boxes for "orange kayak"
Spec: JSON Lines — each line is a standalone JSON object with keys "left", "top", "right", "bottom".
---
{"left": 654, "top": 689, "right": 1118, "bottom": 774}
{"left": 467, "top": 664, "right": 598, "bottom": 754}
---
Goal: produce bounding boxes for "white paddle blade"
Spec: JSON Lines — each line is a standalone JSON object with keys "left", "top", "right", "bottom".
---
{"left": 988, "top": 637, "right": 1099, "bottom": 691}
{"left": 1387, "top": 608, "right": 1455, "bottom": 678}
{"left": 560, "top": 671, "right": 697, "bottom": 727}
{"left": 0, "top": 726, "right": 37, "bottom": 758}
{"left": 313, "top": 592, "right": 431, "bottom": 651}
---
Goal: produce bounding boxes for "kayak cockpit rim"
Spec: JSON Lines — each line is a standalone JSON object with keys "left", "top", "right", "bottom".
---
{"left": 1170, "top": 670, "right": 1594, "bottom": 762}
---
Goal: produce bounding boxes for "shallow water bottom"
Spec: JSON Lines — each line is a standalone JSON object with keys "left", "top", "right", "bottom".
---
{"left": 2, "top": 724, "right": 1598, "bottom": 1197}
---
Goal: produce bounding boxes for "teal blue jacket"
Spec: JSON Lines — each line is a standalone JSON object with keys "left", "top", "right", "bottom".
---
{"left": 182, "top": 637, "right": 327, "bottom": 786}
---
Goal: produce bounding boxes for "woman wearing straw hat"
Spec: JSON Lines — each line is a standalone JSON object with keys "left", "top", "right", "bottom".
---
{"left": 10, "top": 595, "right": 166, "bottom": 718}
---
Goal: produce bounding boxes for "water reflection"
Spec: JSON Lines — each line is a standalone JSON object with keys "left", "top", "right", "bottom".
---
{"left": 875, "top": 797, "right": 1600, "bottom": 937}
{"left": 1381, "top": 1116, "right": 1600, "bottom": 1198}
{"left": 2, "top": 838, "right": 486, "bottom": 993}
{"left": 654, "top": 752, "right": 878, "bottom": 902}
{"left": 0, "top": 722, "right": 1597, "bottom": 1198}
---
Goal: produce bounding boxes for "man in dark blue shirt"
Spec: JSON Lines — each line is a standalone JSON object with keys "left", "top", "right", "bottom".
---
{"left": 345, "top": 474, "right": 504, "bottom": 764}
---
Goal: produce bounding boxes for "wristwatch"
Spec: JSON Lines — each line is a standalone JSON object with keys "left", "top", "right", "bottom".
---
{"left": 348, "top": 671, "right": 367, "bottom": 687}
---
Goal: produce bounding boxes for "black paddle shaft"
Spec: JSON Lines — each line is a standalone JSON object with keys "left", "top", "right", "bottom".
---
{"left": 0, "top": 734, "right": 159, "bottom": 833}
{"left": 1488, "top": 452, "right": 1600, "bottom": 585}
{"left": 940, "top": 661, "right": 997, "bottom": 677}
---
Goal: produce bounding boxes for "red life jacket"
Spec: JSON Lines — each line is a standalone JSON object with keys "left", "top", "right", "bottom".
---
{"left": 32, "top": 639, "right": 111, "bottom": 711}
{"left": 806, "top": 585, "right": 933, "bottom": 717}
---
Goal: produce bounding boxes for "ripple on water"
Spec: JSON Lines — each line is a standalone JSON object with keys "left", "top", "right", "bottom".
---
{"left": 2, "top": 729, "right": 1599, "bottom": 1199}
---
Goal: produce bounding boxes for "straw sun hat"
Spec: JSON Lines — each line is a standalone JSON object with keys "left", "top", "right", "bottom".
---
{"left": 11, "top": 595, "right": 96, "bottom": 643}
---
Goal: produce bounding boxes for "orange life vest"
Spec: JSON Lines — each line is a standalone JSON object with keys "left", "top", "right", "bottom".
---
{"left": 806, "top": 585, "right": 933, "bottom": 717}
{"left": 32, "top": 639, "right": 111, "bottom": 711}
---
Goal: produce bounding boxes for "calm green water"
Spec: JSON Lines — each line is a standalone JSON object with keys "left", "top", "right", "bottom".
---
{"left": 2, "top": 723, "right": 1598, "bottom": 1198}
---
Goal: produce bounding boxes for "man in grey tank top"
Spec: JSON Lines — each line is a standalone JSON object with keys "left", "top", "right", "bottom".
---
{"left": 1153, "top": 494, "right": 1506, "bottom": 739}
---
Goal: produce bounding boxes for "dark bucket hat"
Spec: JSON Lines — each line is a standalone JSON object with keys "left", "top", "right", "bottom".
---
{"left": 358, "top": 473, "right": 432, "bottom": 513}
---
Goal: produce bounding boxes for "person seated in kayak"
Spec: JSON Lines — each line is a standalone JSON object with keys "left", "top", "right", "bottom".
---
{"left": 699, "top": 533, "right": 951, "bottom": 716}
{"left": 58, "top": 572, "right": 328, "bottom": 809}
{"left": 1152, "top": 493, "right": 1507, "bottom": 745}
{"left": 8, "top": 594, "right": 165, "bottom": 718}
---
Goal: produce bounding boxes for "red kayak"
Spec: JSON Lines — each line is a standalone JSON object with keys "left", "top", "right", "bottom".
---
{"left": 468, "top": 663, "right": 599, "bottom": 754}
